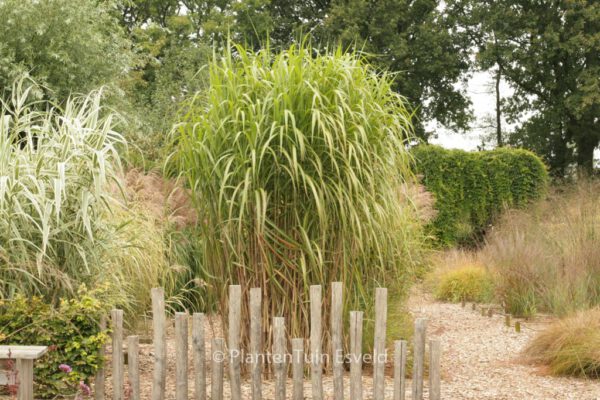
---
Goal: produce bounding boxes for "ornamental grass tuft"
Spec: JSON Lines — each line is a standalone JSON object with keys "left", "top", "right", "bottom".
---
{"left": 171, "top": 41, "right": 428, "bottom": 348}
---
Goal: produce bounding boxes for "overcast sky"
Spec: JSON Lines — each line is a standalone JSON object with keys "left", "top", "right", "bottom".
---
{"left": 429, "top": 70, "right": 512, "bottom": 151}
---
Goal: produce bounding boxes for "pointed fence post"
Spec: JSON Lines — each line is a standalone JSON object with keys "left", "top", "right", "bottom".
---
{"left": 192, "top": 313, "right": 206, "bottom": 400}
{"left": 349, "top": 311, "right": 363, "bottom": 400}
{"left": 250, "top": 288, "right": 262, "bottom": 400}
{"left": 228, "top": 285, "right": 242, "bottom": 400}
{"left": 127, "top": 335, "right": 140, "bottom": 400}
{"left": 151, "top": 288, "right": 166, "bottom": 400}
{"left": 310, "top": 285, "right": 323, "bottom": 400}
{"left": 111, "top": 309, "right": 124, "bottom": 400}
{"left": 412, "top": 318, "right": 427, "bottom": 400}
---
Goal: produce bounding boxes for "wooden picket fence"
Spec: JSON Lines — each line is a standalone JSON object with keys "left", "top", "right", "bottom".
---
{"left": 96, "top": 283, "right": 442, "bottom": 400}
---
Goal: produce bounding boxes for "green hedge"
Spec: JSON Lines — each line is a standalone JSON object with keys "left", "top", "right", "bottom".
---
{"left": 0, "top": 287, "right": 108, "bottom": 398}
{"left": 413, "top": 145, "right": 548, "bottom": 246}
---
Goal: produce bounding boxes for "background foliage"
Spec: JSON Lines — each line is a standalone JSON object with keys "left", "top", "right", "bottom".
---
{"left": 413, "top": 145, "right": 548, "bottom": 246}
{"left": 0, "top": 0, "right": 133, "bottom": 102}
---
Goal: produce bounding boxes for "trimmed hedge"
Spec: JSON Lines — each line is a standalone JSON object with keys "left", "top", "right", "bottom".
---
{"left": 413, "top": 145, "right": 548, "bottom": 246}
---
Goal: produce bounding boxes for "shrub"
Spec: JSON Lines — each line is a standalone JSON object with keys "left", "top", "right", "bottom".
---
{"left": 171, "top": 41, "right": 428, "bottom": 348}
{"left": 412, "top": 145, "right": 548, "bottom": 246}
{"left": 524, "top": 308, "right": 600, "bottom": 378}
{"left": 482, "top": 179, "right": 600, "bottom": 317}
{"left": 433, "top": 265, "right": 494, "bottom": 303}
{"left": 0, "top": 286, "right": 109, "bottom": 398}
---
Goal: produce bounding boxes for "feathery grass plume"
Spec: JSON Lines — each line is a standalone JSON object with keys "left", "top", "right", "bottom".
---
{"left": 483, "top": 179, "right": 600, "bottom": 317}
{"left": 171, "top": 40, "right": 428, "bottom": 349}
{"left": 524, "top": 308, "right": 600, "bottom": 378}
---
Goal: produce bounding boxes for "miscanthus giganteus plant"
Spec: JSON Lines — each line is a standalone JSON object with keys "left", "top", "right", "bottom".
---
{"left": 171, "top": 41, "right": 428, "bottom": 348}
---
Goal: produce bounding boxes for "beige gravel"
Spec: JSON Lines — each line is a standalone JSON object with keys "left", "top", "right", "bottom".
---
{"left": 101, "top": 289, "right": 600, "bottom": 399}
{"left": 408, "top": 287, "right": 600, "bottom": 400}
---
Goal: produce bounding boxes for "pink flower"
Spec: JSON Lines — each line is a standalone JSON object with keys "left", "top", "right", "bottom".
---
{"left": 59, "top": 364, "right": 72, "bottom": 373}
{"left": 79, "top": 381, "right": 92, "bottom": 396}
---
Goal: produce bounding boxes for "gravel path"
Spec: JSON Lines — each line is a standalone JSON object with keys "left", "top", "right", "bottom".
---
{"left": 101, "top": 289, "right": 600, "bottom": 399}
{"left": 408, "top": 287, "right": 600, "bottom": 400}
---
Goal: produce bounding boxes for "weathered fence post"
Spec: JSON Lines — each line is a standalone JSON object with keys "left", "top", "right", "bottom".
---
{"left": 273, "top": 317, "right": 287, "bottom": 400}
{"left": 111, "top": 309, "right": 124, "bottom": 400}
{"left": 429, "top": 339, "right": 442, "bottom": 400}
{"left": 211, "top": 338, "right": 225, "bottom": 400}
{"left": 151, "top": 288, "right": 166, "bottom": 400}
{"left": 175, "top": 312, "right": 189, "bottom": 400}
{"left": 331, "top": 282, "right": 344, "bottom": 400}
{"left": 349, "top": 311, "right": 363, "bottom": 400}
{"left": 250, "top": 288, "right": 262, "bottom": 400}
{"left": 412, "top": 318, "right": 427, "bottom": 400}
{"left": 94, "top": 315, "right": 107, "bottom": 400}
{"left": 192, "top": 313, "right": 206, "bottom": 400}
{"left": 373, "top": 288, "right": 387, "bottom": 400}
{"left": 228, "top": 285, "right": 242, "bottom": 400}
{"left": 310, "top": 285, "right": 323, "bottom": 400}
{"left": 127, "top": 335, "right": 140, "bottom": 400}
{"left": 291, "top": 338, "right": 304, "bottom": 400}
{"left": 393, "top": 340, "right": 407, "bottom": 400}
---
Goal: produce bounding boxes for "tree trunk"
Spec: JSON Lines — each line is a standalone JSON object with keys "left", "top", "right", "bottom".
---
{"left": 573, "top": 120, "right": 599, "bottom": 175}
{"left": 495, "top": 67, "right": 503, "bottom": 147}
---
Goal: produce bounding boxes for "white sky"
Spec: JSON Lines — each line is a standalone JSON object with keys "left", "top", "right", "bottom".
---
{"left": 429, "top": 71, "right": 599, "bottom": 164}
{"left": 429, "top": 70, "right": 512, "bottom": 151}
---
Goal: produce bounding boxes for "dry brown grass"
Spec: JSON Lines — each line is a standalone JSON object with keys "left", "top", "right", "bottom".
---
{"left": 481, "top": 179, "right": 600, "bottom": 317}
{"left": 524, "top": 307, "right": 600, "bottom": 378}
{"left": 123, "top": 169, "right": 197, "bottom": 229}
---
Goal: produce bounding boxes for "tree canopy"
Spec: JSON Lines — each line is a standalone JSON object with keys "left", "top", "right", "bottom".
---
{"left": 0, "top": 0, "right": 598, "bottom": 174}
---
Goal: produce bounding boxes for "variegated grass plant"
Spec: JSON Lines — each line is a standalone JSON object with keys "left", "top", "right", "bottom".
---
{"left": 171, "top": 42, "right": 428, "bottom": 349}
{"left": 0, "top": 80, "right": 124, "bottom": 300}
{"left": 0, "top": 79, "right": 193, "bottom": 323}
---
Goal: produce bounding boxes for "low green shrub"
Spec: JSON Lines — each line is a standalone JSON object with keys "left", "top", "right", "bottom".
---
{"left": 0, "top": 286, "right": 109, "bottom": 398}
{"left": 412, "top": 145, "right": 548, "bottom": 246}
{"left": 524, "top": 308, "right": 600, "bottom": 378}
{"left": 433, "top": 265, "right": 494, "bottom": 303}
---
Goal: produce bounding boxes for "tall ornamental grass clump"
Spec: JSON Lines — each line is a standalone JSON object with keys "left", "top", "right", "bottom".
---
{"left": 172, "top": 42, "right": 427, "bottom": 345}
{"left": 482, "top": 179, "right": 600, "bottom": 317}
{"left": 0, "top": 81, "right": 123, "bottom": 299}
{"left": 0, "top": 80, "right": 192, "bottom": 323}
